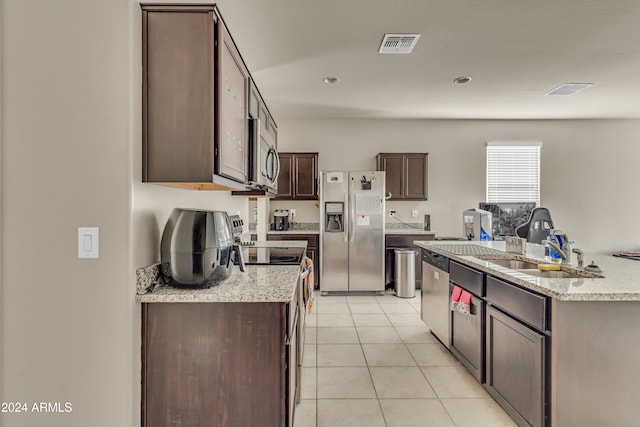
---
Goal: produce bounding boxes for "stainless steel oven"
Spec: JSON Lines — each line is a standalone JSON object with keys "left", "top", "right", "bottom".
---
{"left": 240, "top": 241, "right": 311, "bottom": 405}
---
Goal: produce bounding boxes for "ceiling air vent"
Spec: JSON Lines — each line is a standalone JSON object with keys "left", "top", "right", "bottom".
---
{"left": 545, "top": 83, "right": 593, "bottom": 96}
{"left": 378, "top": 34, "right": 421, "bottom": 54}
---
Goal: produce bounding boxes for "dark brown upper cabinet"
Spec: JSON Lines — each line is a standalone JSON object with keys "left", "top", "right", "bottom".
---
{"left": 275, "top": 153, "right": 318, "bottom": 200}
{"left": 142, "top": 5, "right": 250, "bottom": 190}
{"left": 376, "top": 153, "right": 428, "bottom": 200}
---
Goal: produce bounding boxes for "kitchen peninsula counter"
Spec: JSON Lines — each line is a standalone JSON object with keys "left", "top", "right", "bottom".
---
{"left": 413, "top": 240, "right": 640, "bottom": 301}
{"left": 414, "top": 239, "right": 640, "bottom": 427}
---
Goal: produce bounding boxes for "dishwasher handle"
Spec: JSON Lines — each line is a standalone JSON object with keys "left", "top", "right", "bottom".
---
{"left": 422, "top": 249, "right": 450, "bottom": 272}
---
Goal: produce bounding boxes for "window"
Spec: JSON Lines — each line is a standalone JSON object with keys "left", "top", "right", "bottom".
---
{"left": 486, "top": 142, "right": 541, "bottom": 204}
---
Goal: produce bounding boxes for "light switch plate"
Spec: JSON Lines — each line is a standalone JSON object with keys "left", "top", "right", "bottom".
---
{"left": 78, "top": 227, "right": 99, "bottom": 259}
{"left": 411, "top": 209, "right": 418, "bottom": 218}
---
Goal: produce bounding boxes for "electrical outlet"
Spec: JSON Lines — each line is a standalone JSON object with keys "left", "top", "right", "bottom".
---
{"left": 290, "top": 209, "right": 296, "bottom": 217}
{"left": 389, "top": 210, "right": 396, "bottom": 217}
{"left": 411, "top": 209, "right": 418, "bottom": 218}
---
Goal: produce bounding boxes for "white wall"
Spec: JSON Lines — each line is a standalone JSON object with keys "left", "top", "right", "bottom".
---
{"left": 278, "top": 119, "right": 640, "bottom": 253}
{"left": 0, "top": 2, "right": 248, "bottom": 427}
{"left": 2, "top": 1, "right": 133, "bottom": 426}
{"left": 0, "top": 0, "right": 4, "bottom": 402}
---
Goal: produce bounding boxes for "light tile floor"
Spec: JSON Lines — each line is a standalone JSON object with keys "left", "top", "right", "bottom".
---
{"left": 294, "top": 290, "right": 517, "bottom": 427}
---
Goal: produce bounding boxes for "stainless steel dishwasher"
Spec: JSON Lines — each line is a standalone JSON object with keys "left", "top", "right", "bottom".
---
{"left": 421, "top": 249, "right": 450, "bottom": 348}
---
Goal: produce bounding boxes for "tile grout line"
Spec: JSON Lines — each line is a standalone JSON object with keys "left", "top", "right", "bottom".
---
{"left": 354, "top": 300, "right": 390, "bottom": 427}
{"left": 384, "top": 293, "right": 462, "bottom": 426}
{"left": 306, "top": 293, "right": 428, "bottom": 426}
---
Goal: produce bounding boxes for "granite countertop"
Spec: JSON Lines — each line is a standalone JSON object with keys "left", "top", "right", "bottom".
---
{"left": 385, "top": 229, "right": 436, "bottom": 235}
{"left": 246, "top": 240, "right": 308, "bottom": 248}
{"left": 256, "top": 228, "right": 436, "bottom": 235}
{"left": 136, "top": 240, "right": 307, "bottom": 303}
{"left": 250, "top": 222, "right": 319, "bottom": 235}
{"left": 137, "top": 265, "right": 300, "bottom": 303}
{"left": 413, "top": 240, "right": 640, "bottom": 302}
{"left": 250, "top": 223, "right": 435, "bottom": 235}
{"left": 266, "top": 229, "right": 320, "bottom": 235}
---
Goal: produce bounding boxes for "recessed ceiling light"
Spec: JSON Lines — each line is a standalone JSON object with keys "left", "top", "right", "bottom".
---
{"left": 323, "top": 76, "right": 339, "bottom": 84}
{"left": 453, "top": 76, "right": 472, "bottom": 84}
{"left": 545, "top": 83, "right": 593, "bottom": 96}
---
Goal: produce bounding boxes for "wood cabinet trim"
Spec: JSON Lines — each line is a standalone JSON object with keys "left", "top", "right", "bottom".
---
{"left": 486, "top": 275, "right": 548, "bottom": 332}
{"left": 276, "top": 152, "right": 318, "bottom": 200}
{"left": 142, "top": 4, "right": 274, "bottom": 189}
{"left": 376, "top": 153, "right": 428, "bottom": 200}
{"left": 486, "top": 305, "right": 546, "bottom": 427}
{"left": 142, "top": 302, "right": 288, "bottom": 426}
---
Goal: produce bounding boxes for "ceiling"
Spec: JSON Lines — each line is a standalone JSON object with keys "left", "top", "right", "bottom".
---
{"left": 214, "top": 0, "right": 640, "bottom": 120}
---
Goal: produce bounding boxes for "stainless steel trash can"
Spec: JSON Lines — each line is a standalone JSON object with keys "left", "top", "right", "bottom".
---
{"left": 395, "top": 248, "right": 417, "bottom": 298}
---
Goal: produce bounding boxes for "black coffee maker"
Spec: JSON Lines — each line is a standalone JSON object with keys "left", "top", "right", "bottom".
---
{"left": 273, "top": 209, "right": 290, "bottom": 231}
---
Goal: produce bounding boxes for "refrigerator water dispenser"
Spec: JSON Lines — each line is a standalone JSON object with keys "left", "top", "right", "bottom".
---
{"left": 325, "top": 202, "right": 344, "bottom": 232}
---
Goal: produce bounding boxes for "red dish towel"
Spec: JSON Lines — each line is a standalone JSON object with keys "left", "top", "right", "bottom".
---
{"left": 450, "top": 285, "right": 463, "bottom": 311}
{"left": 457, "top": 291, "right": 472, "bottom": 316}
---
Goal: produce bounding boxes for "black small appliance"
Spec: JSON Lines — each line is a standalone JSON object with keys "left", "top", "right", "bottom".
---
{"left": 274, "top": 209, "right": 290, "bottom": 230}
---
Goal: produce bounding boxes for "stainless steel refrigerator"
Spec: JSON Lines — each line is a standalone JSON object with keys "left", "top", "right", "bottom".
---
{"left": 320, "top": 171, "right": 385, "bottom": 292}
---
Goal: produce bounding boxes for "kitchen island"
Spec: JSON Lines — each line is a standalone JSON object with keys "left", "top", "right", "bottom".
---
{"left": 136, "top": 244, "right": 305, "bottom": 427}
{"left": 414, "top": 240, "right": 640, "bottom": 427}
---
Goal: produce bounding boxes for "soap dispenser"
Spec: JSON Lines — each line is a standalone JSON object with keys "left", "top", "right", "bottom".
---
{"left": 547, "top": 232, "right": 562, "bottom": 264}
{"left": 543, "top": 239, "right": 551, "bottom": 262}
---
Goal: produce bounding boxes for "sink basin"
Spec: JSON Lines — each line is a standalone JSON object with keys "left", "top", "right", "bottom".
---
{"left": 516, "top": 269, "right": 601, "bottom": 279}
{"left": 486, "top": 259, "right": 540, "bottom": 270}
{"left": 476, "top": 254, "right": 604, "bottom": 279}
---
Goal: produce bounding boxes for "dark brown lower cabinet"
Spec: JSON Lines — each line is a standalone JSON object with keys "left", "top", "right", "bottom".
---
{"left": 485, "top": 305, "right": 547, "bottom": 427}
{"left": 142, "top": 300, "right": 298, "bottom": 427}
{"left": 450, "top": 288, "right": 484, "bottom": 383}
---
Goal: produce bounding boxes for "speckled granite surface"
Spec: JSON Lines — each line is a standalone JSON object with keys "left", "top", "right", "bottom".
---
{"left": 414, "top": 240, "right": 640, "bottom": 302}
{"left": 266, "top": 229, "right": 320, "bottom": 235}
{"left": 136, "top": 263, "right": 170, "bottom": 295}
{"left": 136, "top": 264, "right": 300, "bottom": 303}
{"left": 385, "top": 228, "right": 436, "bottom": 235}
{"left": 250, "top": 222, "right": 320, "bottom": 234}
{"left": 251, "top": 222, "right": 436, "bottom": 235}
{"left": 386, "top": 222, "right": 425, "bottom": 229}
{"left": 136, "top": 240, "right": 306, "bottom": 303}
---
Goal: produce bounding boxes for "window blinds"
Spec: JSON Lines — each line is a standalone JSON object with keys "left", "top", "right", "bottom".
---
{"left": 486, "top": 142, "right": 541, "bottom": 204}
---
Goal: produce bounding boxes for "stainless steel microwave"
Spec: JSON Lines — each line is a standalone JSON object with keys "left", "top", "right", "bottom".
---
{"left": 248, "top": 117, "right": 280, "bottom": 193}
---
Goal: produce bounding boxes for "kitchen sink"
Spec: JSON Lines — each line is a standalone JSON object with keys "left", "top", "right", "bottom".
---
{"left": 515, "top": 269, "right": 594, "bottom": 279}
{"left": 477, "top": 255, "right": 604, "bottom": 279}
{"left": 486, "top": 259, "right": 540, "bottom": 270}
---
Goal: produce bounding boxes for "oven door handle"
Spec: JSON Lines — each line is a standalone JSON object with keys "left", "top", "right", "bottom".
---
{"left": 300, "top": 268, "right": 311, "bottom": 280}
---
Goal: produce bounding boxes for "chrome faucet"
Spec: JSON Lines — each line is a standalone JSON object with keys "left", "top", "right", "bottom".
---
{"left": 572, "top": 248, "right": 585, "bottom": 268}
{"left": 546, "top": 240, "right": 568, "bottom": 261}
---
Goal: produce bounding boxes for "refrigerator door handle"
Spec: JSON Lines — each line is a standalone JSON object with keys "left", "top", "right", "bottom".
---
{"left": 343, "top": 191, "right": 349, "bottom": 243}
{"left": 349, "top": 192, "right": 356, "bottom": 243}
